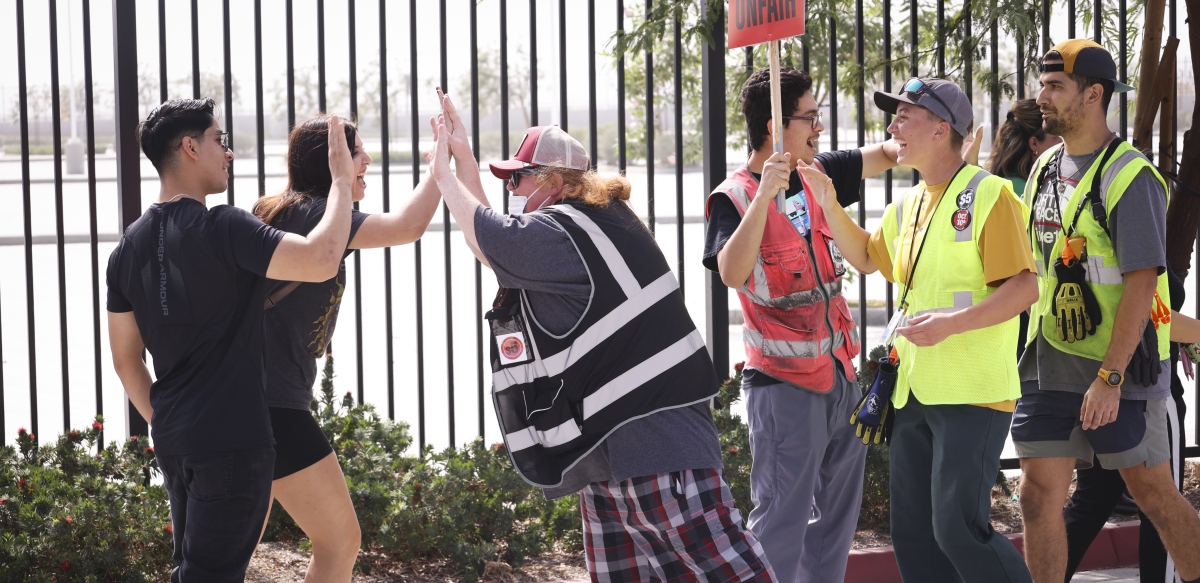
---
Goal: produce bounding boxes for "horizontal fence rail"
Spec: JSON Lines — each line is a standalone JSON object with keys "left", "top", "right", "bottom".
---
{"left": 0, "top": 0, "right": 1196, "bottom": 471}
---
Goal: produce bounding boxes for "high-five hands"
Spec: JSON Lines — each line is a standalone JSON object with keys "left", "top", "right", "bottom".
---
{"left": 429, "top": 118, "right": 453, "bottom": 183}
{"left": 436, "top": 87, "right": 472, "bottom": 159}
{"left": 327, "top": 114, "right": 357, "bottom": 185}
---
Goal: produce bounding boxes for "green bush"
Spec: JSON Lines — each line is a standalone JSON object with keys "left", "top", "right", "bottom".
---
{"left": 0, "top": 421, "right": 174, "bottom": 582}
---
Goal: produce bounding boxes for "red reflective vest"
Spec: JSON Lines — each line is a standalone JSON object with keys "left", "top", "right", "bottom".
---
{"left": 706, "top": 163, "right": 861, "bottom": 391}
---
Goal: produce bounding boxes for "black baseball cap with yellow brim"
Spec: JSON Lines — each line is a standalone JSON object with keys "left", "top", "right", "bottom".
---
{"left": 1039, "top": 39, "right": 1134, "bottom": 93}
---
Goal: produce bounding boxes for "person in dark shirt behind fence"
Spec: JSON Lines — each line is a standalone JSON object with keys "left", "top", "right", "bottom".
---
{"left": 105, "top": 98, "right": 357, "bottom": 582}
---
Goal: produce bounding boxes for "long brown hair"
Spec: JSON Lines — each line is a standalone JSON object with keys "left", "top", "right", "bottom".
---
{"left": 986, "top": 99, "right": 1048, "bottom": 180}
{"left": 253, "top": 114, "right": 359, "bottom": 226}
{"left": 531, "top": 167, "right": 631, "bottom": 208}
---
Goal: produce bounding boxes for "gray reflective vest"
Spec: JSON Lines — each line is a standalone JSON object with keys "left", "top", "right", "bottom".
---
{"left": 487, "top": 201, "right": 720, "bottom": 488}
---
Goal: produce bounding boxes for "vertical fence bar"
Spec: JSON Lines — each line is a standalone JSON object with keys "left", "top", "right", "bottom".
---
{"left": 1118, "top": 0, "right": 1126, "bottom": 138}
{"left": 112, "top": 0, "right": 147, "bottom": 439}
{"left": 991, "top": 21, "right": 998, "bottom": 143}
{"left": 409, "top": 0, "right": 426, "bottom": 449}
{"left": 645, "top": 0, "right": 654, "bottom": 234}
{"left": 1093, "top": 0, "right": 1101, "bottom": 43}
{"left": 1171, "top": 0, "right": 1177, "bottom": 169}
{"left": 1068, "top": 0, "right": 1076, "bottom": 38}
{"left": 829, "top": 17, "right": 837, "bottom": 154}
{"left": 910, "top": 0, "right": 919, "bottom": 186}
{"left": 588, "top": 0, "right": 598, "bottom": 167}
{"left": 884, "top": 0, "right": 893, "bottom": 314}
{"left": 1042, "top": 0, "right": 1051, "bottom": 55}
{"left": 16, "top": 0, "right": 38, "bottom": 440}
{"left": 50, "top": 0, "right": 72, "bottom": 433}
{"left": 255, "top": 0, "right": 265, "bottom": 197}
{"left": 318, "top": 0, "right": 326, "bottom": 112}
{"left": 348, "top": 0, "right": 366, "bottom": 406}
{"left": 530, "top": 0, "right": 538, "bottom": 127}
{"left": 617, "top": 0, "right": 626, "bottom": 174}
{"left": 964, "top": 2, "right": 972, "bottom": 103}
{"left": 501, "top": 0, "right": 509, "bottom": 212}
{"left": 472, "top": 0, "right": 484, "bottom": 439}
{"left": 159, "top": 0, "right": 167, "bottom": 102}
{"left": 937, "top": 0, "right": 945, "bottom": 76}
{"left": 802, "top": 40, "right": 809, "bottom": 73}
{"left": 856, "top": 0, "right": 866, "bottom": 371}
{"left": 559, "top": 0, "right": 567, "bottom": 131}
{"left": 440, "top": 0, "right": 455, "bottom": 447}
{"left": 674, "top": 14, "right": 684, "bottom": 298}
{"left": 702, "top": 6, "right": 728, "bottom": 377}
{"left": 191, "top": 0, "right": 200, "bottom": 98}
{"left": 380, "top": 0, "right": 395, "bottom": 421}
{"left": 223, "top": 0, "right": 234, "bottom": 205}
{"left": 1017, "top": 41, "right": 1025, "bottom": 100}
{"left": 286, "top": 0, "right": 295, "bottom": 131}
{"left": 84, "top": 0, "right": 101, "bottom": 446}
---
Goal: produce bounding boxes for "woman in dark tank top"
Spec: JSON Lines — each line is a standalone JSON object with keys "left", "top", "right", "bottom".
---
{"left": 249, "top": 113, "right": 455, "bottom": 580}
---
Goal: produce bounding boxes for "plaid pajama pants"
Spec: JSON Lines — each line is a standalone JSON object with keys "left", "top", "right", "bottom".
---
{"left": 581, "top": 468, "right": 776, "bottom": 583}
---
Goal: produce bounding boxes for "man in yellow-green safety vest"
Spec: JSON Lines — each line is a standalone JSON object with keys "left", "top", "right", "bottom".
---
{"left": 812, "top": 78, "right": 1037, "bottom": 582}
{"left": 1012, "top": 40, "right": 1200, "bottom": 583}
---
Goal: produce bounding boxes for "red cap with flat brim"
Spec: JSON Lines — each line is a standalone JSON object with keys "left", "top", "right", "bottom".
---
{"left": 489, "top": 125, "right": 590, "bottom": 179}
{"left": 489, "top": 126, "right": 546, "bottom": 179}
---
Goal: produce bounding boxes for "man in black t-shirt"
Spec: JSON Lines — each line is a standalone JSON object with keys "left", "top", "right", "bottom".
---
{"left": 702, "top": 66, "right": 905, "bottom": 583}
{"left": 106, "top": 98, "right": 357, "bottom": 582}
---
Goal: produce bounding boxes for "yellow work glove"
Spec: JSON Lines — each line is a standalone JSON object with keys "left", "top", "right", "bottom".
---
{"left": 1052, "top": 257, "right": 1101, "bottom": 343}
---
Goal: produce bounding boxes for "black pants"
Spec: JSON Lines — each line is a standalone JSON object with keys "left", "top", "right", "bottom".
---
{"left": 157, "top": 446, "right": 275, "bottom": 582}
{"left": 1063, "top": 389, "right": 1186, "bottom": 583}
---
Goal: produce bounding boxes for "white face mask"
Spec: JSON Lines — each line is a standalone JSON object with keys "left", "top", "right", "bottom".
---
{"left": 508, "top": 180, "right": 547, "bottom": 215}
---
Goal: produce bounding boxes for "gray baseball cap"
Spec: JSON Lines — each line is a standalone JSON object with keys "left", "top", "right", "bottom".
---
{"left": 874, "top": 78, "right": 974, "bottom": 137}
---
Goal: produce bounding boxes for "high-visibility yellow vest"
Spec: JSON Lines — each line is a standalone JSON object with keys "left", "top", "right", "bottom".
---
{"left": 1024, "top": 141, "right": 1171, "bottom": 361}
{"left": 880, "top": 165, "right": 1025, "bottom": 409}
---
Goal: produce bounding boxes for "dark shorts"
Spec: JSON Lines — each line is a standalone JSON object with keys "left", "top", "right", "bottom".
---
{"left": 269, "top": 407, "right": 334, "bottom": 480}
{"left": 1011, "top": 381, "right": 1169, "bottom": 469}
{"left": 158, "top": 446, "right": 275, "bottom": 582}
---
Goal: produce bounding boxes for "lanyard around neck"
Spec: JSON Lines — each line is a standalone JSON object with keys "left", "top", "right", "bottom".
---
{"left": 898, "top": 163, "right": 967, "bottom": 310}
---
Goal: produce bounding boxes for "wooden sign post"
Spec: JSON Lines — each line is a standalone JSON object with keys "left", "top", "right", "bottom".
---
{"left": 728, "top": 1, "right": 806, "bottom": 211}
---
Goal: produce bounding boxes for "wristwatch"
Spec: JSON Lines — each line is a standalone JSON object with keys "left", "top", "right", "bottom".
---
{"left": 1098, "top": 368, "right": 1124, "bottom": 387}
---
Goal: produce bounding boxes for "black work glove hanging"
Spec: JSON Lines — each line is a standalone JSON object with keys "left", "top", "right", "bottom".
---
{"left": 1053, "top": 256, "right": 1102, "bottom": 343}
{"left": 1127, "top": 319, "right": 1161, "bottom": 387}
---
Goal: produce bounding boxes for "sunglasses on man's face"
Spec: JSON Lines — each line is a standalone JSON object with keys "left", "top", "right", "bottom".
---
{"left": 900, "top": 78, "right": 956, "bottom": 125}
{"left": 207, "top": 131, "right": 231, "bottom": 151}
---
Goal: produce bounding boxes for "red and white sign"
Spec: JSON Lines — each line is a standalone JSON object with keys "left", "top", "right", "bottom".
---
{"left": 496, "top": 332, "right": 532, "bottom": 365}
{"left": 728, "top": 0, "right": 806, "bottom": 49}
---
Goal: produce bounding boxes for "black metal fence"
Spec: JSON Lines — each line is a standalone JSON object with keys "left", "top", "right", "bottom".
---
{"left": 0, "top": 0, "right": 1194, "bottom": 466}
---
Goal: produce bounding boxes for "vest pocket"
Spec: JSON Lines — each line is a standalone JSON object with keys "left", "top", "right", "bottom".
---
{"left": 760, "top": 241, "right": 816, "bottom": 298}
{"left": 935, "top": 240, "right": 985, "bottom": 291}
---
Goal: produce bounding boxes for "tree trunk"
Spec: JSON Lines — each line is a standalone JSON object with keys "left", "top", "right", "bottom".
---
{"left": 1133, "top": 0, "right": 1167, "bottom": 156}
{"left": 1163, "top": 0, "right": 1200, "bottom": 275}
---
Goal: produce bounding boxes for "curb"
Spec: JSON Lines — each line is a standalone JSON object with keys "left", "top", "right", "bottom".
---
{"left": 844, "top": 520, "right": 1141, "bottom": 583}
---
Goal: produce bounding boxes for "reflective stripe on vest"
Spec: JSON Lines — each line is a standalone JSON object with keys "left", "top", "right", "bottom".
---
{"left": 706, "top": 163, "right": 860, "bottom": 392}
{"left": 879, "top": 165, "right": 1024, "bottom": 408}
{"left": 1025, "top": 141, "right": 1172, "bottom": 361}
{"left": 489, "top": 201, "right": 718, "bottom": 488}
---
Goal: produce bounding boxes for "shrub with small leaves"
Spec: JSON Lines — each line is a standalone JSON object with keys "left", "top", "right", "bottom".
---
{"left": 0, "top": 418, "right": 174, "bottom": 581}
{"left": 711, "top": 364, "right": 752, "bottom": 517}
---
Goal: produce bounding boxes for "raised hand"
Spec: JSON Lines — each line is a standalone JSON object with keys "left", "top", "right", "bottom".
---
{"left": 429, "top": 119, "right": 453, "bottom": 183}
{"left": 327, "top": 114, "right": 356, "bottom": 185}
{"left": 437, "top": 87, "right": 472, "bottom": 159}
{"left": 795, "top": 156, "right": 836, "bottom": 211}
{"left": 962, "top": 125, "right": 983, "bottom": 166}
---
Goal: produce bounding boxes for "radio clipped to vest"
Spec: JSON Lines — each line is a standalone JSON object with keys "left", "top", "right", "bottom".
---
{"left": 486, "top": 288, "right": 534, "bottom": 368}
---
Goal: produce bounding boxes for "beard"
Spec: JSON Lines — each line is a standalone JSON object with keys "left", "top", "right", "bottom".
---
{"left": 1042, "top": 98, "right": 1083, "bottom": 137}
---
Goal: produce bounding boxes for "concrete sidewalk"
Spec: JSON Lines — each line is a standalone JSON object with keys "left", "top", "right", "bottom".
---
{"left": 1073, "top": 567, "right": 1140, "bottom": 581}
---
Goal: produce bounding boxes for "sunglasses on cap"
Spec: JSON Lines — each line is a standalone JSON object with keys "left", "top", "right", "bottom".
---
{"left": 901, "top": 78, "right": 956, "bottom": 125}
